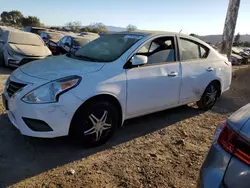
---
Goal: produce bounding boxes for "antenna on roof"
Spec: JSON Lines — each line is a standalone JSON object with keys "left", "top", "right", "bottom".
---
{"left": 179, "top": 29, "right": 182, "bottom": 33}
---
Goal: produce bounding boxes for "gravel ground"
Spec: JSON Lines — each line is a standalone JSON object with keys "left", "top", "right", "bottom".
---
{"left": 0, "top": 65, "right": 249, "bottom": 188}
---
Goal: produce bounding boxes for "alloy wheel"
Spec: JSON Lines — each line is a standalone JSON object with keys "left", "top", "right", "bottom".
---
{"left": 84, "top": 110, "right": 112, "bottom": 141}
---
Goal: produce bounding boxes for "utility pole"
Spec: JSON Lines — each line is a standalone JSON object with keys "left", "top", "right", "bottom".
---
{"left": 221, "top": 0, "right": 241, "bottom": 60}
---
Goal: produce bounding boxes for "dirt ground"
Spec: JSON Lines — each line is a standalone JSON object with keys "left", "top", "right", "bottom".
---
{"left": 0, "top": 65, "right": 250, "bottom": 188}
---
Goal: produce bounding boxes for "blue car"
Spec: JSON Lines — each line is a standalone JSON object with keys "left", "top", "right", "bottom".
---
{"left": 198, "top": 103, "right": 250, "bottom": 188}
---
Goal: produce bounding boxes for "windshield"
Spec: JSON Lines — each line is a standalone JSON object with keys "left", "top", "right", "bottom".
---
{"left": 8, "top": 31, "right": 44, "bottom": 46}
{"left": 74, "top": 34, "right": 143, "bottom": 62}
{"left": 48, "top": 33, "right": 63, "bottom": 40}
{"left": 31, "top": 28, "right": 47, "bottom": 35}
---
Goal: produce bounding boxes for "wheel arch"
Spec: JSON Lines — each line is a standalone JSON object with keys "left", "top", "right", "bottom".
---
{"left": 69, "top": 93, "right": 124, "bottom": 134}
{"left": 209, "top": 79, "right": 222, "bottom": 97}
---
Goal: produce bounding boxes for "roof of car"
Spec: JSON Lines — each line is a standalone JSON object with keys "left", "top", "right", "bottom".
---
{"left": 117, "top": 30, "right": 209, "bottom": 47}
{"left": 117, "top": 30, "right": 202, "bottom": 39}
{"left": 117, "top": 30, "right": 179, "bottom": 36}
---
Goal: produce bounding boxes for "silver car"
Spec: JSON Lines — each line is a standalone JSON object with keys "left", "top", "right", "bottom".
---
{"left": 198, "top": 103, "right": 250, "bottom": 188}
{"left": 0, "top": 29, "right": 51, "bottom": 67}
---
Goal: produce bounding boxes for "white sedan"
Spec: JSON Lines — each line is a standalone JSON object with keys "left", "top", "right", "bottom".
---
{"left": 2, "top": 31, "right": 232, "bottom": 145}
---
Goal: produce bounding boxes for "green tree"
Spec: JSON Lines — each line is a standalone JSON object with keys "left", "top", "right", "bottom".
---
{"left": 243, "top": 41, "right": 250, "bottom": 47}
{"left": 89, "top": 23, "right": 108, "bottom": 33}
{"left": 65, "top": 21, "right": 81, "bottom": 32}
{"left": 0, "top": 10, "right": 24, "bottom": 26}
{"left": 126, "top": 24, "right": 137, "bottom": 32}
{"left": 233, "top": 33, "right": 241, "bottom": 46}
{"left": 81, "top": 23, "right": 108, "bottom": 34}
{"left": 80, "top": 27, "right": 90, "bottom": 32}
{"left": 22, "top": 16, "right": 41, "bottom": 27}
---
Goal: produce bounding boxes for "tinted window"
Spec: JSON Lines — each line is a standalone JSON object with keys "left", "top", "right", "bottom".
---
{"left": 180, "top": 39, "right": 199, "bottom": 61}
{"left": 61, "top": 36, "right": 67, "bottom": 44}
{"left": 136, "top": 37, "right": 176, "bottom": 64}
{"left": 66, "top": 37, "right": 72, "bottom": 45}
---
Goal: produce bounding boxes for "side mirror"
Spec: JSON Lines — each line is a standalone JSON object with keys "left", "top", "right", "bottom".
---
{"left": 65, "top": 42, "right": 70, "bottom": 47}
{"left": 131, "top": 55, "right": 148, "bottom": 66}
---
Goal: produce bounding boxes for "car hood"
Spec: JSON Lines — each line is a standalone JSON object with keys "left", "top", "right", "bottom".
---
{"left": 20, "top": 55, "right": 105, "bottom": 80}
{"left": 9, "top": 43, "right": 51, "bottom": 57}
{"left": 231, "top": 53, "right": 243, "bottom": 59}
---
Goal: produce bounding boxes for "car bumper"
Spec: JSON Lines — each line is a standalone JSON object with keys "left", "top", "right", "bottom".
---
{"left": 198, "top": 143, "right": 231, "bottom": 188}
{"left": 3, "top": 75, "right": 83, "bottom": 138}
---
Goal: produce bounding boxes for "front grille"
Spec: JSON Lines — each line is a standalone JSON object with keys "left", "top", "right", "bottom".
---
{"left": 7, "top": 81, "right": 27, "bottom": 98}
{"left": 19, "top": 58, "right": 38, "bottom": 66}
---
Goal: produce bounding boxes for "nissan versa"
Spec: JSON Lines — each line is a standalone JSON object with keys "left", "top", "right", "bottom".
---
{"left": 2, "top": 31, "right": 232, "bottom": 145}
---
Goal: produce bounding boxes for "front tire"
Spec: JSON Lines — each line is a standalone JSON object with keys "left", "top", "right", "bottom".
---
{"left": 70, "top": 101, "right": 118, "bottom": 146}
{"left": 196, "top": 82, "right": 220, "bottom": 110}
{"left": 0, "top": 52, "right": 6, "bottom": 67}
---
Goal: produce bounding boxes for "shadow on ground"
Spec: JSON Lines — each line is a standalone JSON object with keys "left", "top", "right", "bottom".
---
{"left": 0, "top": 105, "right": 202, "bottom": 187}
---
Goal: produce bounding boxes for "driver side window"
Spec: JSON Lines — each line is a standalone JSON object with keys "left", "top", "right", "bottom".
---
{"left": 136, "top": 37, "right": 176, "bottom": 65}
{"left": 66, "top": 37, "right": 72, "bottom": 46}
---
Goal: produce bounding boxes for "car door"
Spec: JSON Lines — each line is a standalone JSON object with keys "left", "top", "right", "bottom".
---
{"left": 125, "top": 36, "right": 182, "bottom": 118}
{"left": 178, "top": 37, "right": 215, "bottom": 104}
{"left": 59, "top": 36, "right": 67, "bottom": 47}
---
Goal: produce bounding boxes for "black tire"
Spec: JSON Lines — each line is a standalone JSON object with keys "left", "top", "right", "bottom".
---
{"left": 70, "top": 101, "right": 118, "bottom": 146}
{"left": 0, "top": 52, "right": 5, "bottom": 67}
{"left": 196, "top": 82, "right": 220, "bottom": 110}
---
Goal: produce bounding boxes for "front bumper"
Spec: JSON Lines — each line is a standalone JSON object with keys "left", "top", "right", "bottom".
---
{"left": 198, "top": 143, "right": 231, "bottom": 188}
{"left": 3, "top": 74, "right": 83, "bottom": 138}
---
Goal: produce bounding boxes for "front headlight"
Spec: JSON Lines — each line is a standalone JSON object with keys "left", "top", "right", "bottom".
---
{"left": 22, "top": 76, "right": 81, "bottom": 104}
{"left": 8, "top": 50, "right": 22, "bottom": 60}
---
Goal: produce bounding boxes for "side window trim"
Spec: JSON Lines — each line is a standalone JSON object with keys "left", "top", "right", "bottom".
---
{"left": 124, "top": 35, "right": 180, "bottom": 69}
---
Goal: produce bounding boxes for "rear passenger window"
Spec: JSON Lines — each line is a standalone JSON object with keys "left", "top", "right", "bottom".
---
{"left": 180, "top": 39, "right": 199, "bottom": 61}
{"left": 180, "top": 38, "right": 209, "bottom": 61}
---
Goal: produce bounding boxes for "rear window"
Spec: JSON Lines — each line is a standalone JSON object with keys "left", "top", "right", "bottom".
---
{"left": 73, "top": 37, "right": 97, "bottom": 46}
{"left": 31, "top": 28, "right": 46, "bottom": 35}
{"left": 47, "top": 33, "right": 63, "bottom": 40}
{"left": 8, "top": 31, "right": 44, "bottom": 46}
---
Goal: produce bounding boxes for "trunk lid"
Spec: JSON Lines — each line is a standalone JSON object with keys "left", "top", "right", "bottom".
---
{"left": 227, "top": 103, "right": 250, "bottom": 140}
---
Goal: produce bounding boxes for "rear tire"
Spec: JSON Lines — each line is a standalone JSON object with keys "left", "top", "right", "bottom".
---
{"left": 70, "top": 101, "right": 118, "bottom": 146}
{"left": 196, "top": 82, "right": 220, "bottom": 110}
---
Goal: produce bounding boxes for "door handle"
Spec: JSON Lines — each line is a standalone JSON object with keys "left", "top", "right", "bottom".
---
{"left": 206, "top": 67, "right": 214, "bottom": 72}
{"left": 168, "top": 71, "right": 178, "bottom": 77}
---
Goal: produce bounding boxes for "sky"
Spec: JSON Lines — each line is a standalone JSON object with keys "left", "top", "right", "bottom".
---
{"left": 0, "top": 0, "right": 250, "bottom": 35}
